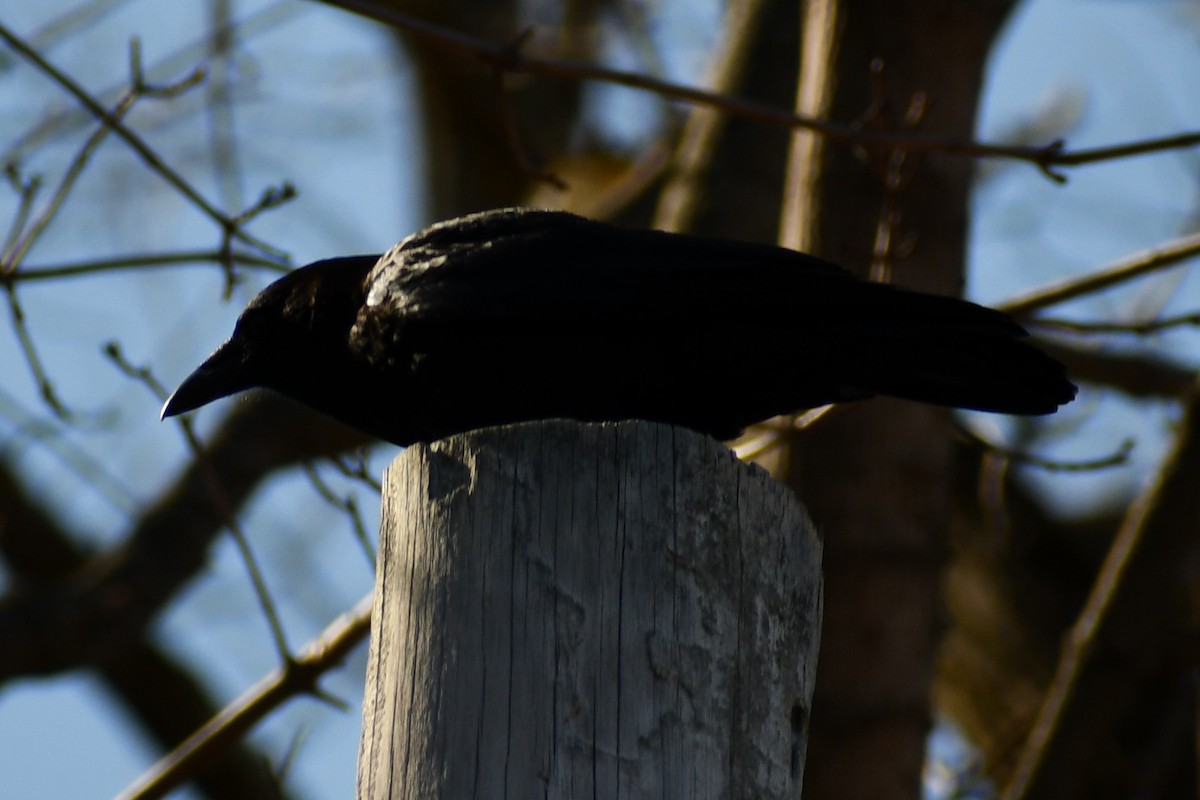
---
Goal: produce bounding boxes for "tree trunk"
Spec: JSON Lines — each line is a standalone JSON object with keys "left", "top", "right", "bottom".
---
{"left": 780, "top": 4, "right": 1017, "bottom": 799}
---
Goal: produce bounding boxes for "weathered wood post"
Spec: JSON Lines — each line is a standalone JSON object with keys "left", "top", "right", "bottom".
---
{"left": 357, "top": 420, "right": 822, "bottom": 799}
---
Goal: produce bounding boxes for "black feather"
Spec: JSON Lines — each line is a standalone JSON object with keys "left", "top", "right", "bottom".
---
{"left": 162, "top": 208, "right": 1076, "bottom": 445}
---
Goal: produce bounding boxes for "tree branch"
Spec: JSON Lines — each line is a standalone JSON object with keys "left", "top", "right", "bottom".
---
{"left": 318, "top": 0, "right": 1200, "bottom": 180}
{"left": 0, "top": 395, "right": 373, "bottom": 682}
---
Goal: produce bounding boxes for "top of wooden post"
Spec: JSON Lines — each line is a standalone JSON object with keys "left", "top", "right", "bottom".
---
{"left": 359, "top": 419, "right": 822, "bottom": 800}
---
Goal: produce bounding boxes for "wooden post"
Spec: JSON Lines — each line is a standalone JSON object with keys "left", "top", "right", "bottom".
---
{"left": 356, "top": 420, "right": 822, "bottom": 799}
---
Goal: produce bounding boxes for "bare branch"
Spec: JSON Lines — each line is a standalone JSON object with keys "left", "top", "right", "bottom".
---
{"left": 0, "top": 463, "right": 286, "bottom": 799}
{"left": 14, "top": 250, "right": 288, "bottom": 283}
{"left": 491, "top": 64, "right": 567, "bottom": 190}
{"left": 319, "top": 0, "right": 1200, "bottom": 180}
{"left": 301, "top": 461, "right": 376, "bottom": 563}
{"left": 1029, "top": 311, "right": 1200, "bottom": 336}
{"left": 999, "top": 229, "right": 1200, "bottom": 317}
{"left": 2, "top": 288, "right": 69, "bottom": 418}
{"left": 955, "top": 424, "right": 1134, "bottom": 473}
{"left": 1034, "top": 337, "right": 1197, "bottom": 400}
{"left": 0, "top": 396, "right": 373, "bottom": 684}
{"left": 105, "top": 342, "right": 294, "bottom": 664}
{"left": 3, "top": 87, "right": 138, "bottom": 271}
{"left": 1, "top": 164, "right": 41, "bottom": 259}
{"left": 116, "top": 593, "right": 373, "bottom": 800}
{"left": 1001, "top": 394, "right": 1200, "bottom": 800}
{"left": 655, "top": 0, "right": 770, "bottom": 233}
{"left": 0, "top": 21, "right": 286, "bottom": 260}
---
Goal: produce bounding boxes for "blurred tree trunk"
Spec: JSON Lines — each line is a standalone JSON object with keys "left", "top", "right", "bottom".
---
{"left": 942, "top": 430, "right": 1200, "bottom": 800}
{"left": 777, "top": 5, "right": 1016, "bottom": 798}
{"left": 392, "top": 0, "right": 600, "bottom": 219}
{"left": 646, "top": 1, "right": 1015, "bottom": 794}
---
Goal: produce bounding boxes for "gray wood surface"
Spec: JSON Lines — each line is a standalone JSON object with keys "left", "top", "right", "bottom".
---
{"left": 357, "top": 420, "right": 822, "bottom": 799}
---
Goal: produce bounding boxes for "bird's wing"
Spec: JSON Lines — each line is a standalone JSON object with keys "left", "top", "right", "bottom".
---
{"left": 357, "top": 208, "right": 861, "bottom": 333}
{"left": 349, "top": 208, "right": 1069, "bottom": 426}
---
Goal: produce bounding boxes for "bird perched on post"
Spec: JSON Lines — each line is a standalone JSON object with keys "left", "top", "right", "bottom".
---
{"left": 161, "top": 208, "right": 1075, "bottom": 445}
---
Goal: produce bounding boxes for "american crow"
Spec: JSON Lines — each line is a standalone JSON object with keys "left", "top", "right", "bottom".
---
{"left": 161, "top": 208, "right": 1075, "bottom": 445}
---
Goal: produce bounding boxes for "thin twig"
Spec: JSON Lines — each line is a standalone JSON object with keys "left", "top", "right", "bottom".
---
{"left": 104, "top": 342, "right": 293, "bottom": 665}
{"left": 778, "top": 0, "right": 840, "bottom": 251}
{"left": 320, "top": 0, "right": 1200, "bottom": 180}
{"left": 998, "top": 229, "right": 1200, "bottom": 317}
{"left": 490, "top": 30, "right": 566, "bottom": 189}
{"left": 732, "top": 405, "right": 840, "bottom": 461}
{"left": 1028, "top": 310, "right": 1200, "bottom": 336}
{"left": 329, "top": 450, "right": 384, "bottom": 494}
{"left": 14, "top": 249, "right": 289, "bottom": 282}
{"left": 956, "top": 424, "right": 1133, "bottom": 472}
{"left": 0, "top": 22, "right": 286, "bottom": 259}
{"left": 3, "top": 288, "right": 69, "bottom": 417}
{"left": 205, "top": 0, "right": 246, "bottom": 215}
{"left": 1, "top": 165, "right": 41, "bottom": 261}
{"left": 0, "top": 383, "right": 140, "bottom": 514}
{"left": 234, "top": 182, "right": 297, "bottom": 226}
{"left": 115, "top": 593, "right": 373, "bottom": 800}
{"left": 1035, "top": 337, "right": 1197, "bottom": 399}
{"left": 301, "top": 462, "right": 376, "bottom": 563}
{"left": 218, "top": 184, "right": 300, "bottom": 296}
{"left": 0, "top": 86, "right": 134, "bottom": 416}
{"left": 654, "top": 0, "right": 769, "bottom": 232}
{"left": 1000, "top": 405, "right": 1198, "bottom": 800}
{"left": 793, "top": 404, "right": 838, "bottom": 430}
{"left": 4, "top": 1, "right": 303, "bottom": 165}
{"left": 732, "top": 426, "right": 787, "bottom": 462}
{"left": 3, "top": 89, "right": 137, "bottom": 270}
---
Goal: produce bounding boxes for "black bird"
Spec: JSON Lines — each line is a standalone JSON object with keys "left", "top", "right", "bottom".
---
{"left": 161, "top": 208, "right": 1075, "bottom": 445}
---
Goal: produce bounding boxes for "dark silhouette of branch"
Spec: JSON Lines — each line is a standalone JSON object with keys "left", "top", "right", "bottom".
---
{"left": 118, "top": 594, "right": 372, "bottom": 800}
{"left": 2, "top": 52, "right": 164, "bottom": 419}
{"left": 0, "top": 465, "right": 291, "bottom": 800}
{"left": 0, "top": 22, "right": 285, "bottom": 259}
{"left": 954, "top": 424, "right": 1133, "bottom": 473}
{"left": 1002, "top": 394, "right": 1200, "bottom": 800}
{"left": 101, "top": 641, "right": 289, "bottom": 800}
{"left": 0, "top": 394, "right": 373, "bottom": 682}
{"left": 105, "top": 342, "right": 295, "bottom": 665}
{"left": 1033, "top": 337, "right": 1197, "bottom": 400}
{"left": 13, "top": 250, "right": 288, "bottom": 283}
{"left": 1030, "top": 311, "right": 1200, "bottom": 336}
{"left": 1000, "top": 230, "right": 1200, "bottom": 317}
{"left": 318, "top": 0, "right": 1200, "bottom": 181}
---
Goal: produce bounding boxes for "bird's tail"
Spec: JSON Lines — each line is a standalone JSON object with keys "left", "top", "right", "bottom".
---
{"left": 816, "top": 288, "right": 1076, "bottom": 414}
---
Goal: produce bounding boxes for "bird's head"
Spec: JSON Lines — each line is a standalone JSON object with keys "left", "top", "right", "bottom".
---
{"left": 160, "top": 255, "right": 378, "bottom": 421}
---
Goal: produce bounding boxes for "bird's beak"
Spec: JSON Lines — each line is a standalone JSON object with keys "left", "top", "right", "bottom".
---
{"left": 160, "top": 339, "right": 252, "bottom": 420}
